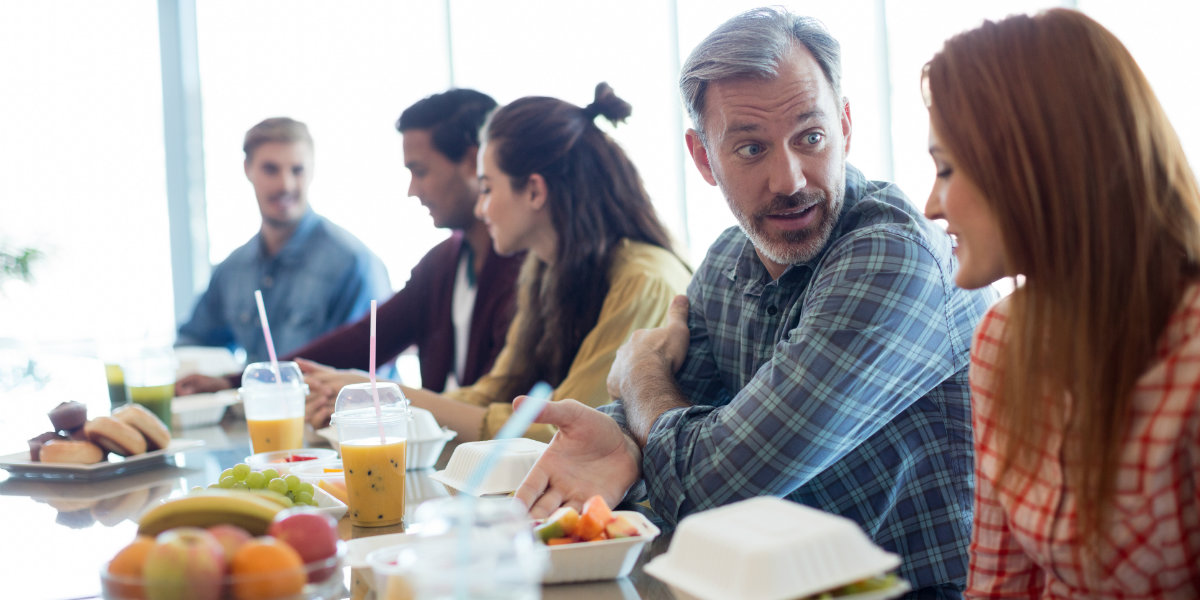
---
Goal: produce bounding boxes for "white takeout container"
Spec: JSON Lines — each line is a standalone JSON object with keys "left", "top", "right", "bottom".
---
{"left": 171, "top": 389, "right": 239, "bottom": 429}
{"left": 541, "top": 510, "right": 660, "bottom": 584}
{"left": 430, "top": 438, "right": 548, "bottom": 496}
{"left": 643, "top": 497, "right": 907, "bottom": 600}
{"left": 315, "top": 407, "right": 457, "bottom": 470}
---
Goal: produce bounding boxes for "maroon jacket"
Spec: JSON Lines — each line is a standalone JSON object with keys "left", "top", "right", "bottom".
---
{"left": 234, "top": 232, "right": 522, "bottom": 391}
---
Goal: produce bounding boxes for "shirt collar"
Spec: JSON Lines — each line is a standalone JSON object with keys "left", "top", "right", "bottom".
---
{"left": 261, "top": 209, "right": 319, "bottom": 264}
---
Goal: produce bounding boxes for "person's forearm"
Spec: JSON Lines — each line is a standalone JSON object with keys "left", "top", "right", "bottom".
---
{"left": 623, "top": 358, "right": 688, "bottom": 447}
{"left": 401, "top": 385, "right": 489, "bottom": 443}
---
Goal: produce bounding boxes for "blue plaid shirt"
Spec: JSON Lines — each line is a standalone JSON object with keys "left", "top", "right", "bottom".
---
{"left": 604, "top": 166, "right": 995, "bottom": 591}
{"left": 177, "top": 210, "right": 392, "bottom": 363}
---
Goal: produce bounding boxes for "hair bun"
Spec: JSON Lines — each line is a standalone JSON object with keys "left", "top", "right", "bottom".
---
{"left": 582, "top": 82, "right": 632, "bottom": 125}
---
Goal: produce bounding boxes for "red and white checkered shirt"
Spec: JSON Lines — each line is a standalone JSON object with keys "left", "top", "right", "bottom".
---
{"left": 966, "top": 286, "right": 1200, "bottom": 599}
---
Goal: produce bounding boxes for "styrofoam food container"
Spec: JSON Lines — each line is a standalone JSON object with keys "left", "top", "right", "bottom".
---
{"left": 315, "top": 406, "right": 457, "bottom": 470}
{"left": 643, "top": 497, "right": 907, "bottom": 600}
{"left": 171, "top": 389, "right": 239, "bottom": 429}
{"left": 244, "top": 448, "right": 339, "bottom": 474}
{"left": 540, "top": 510, "right": 660, "bottom": 584}
{"left": 291, "top": 459, "right": 346, "bottom": 485}
{"left": 430, "top": 438, "right": 548, "bottom": 496}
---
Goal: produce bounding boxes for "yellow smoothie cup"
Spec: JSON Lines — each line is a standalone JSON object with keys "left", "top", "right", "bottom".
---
{"left": 333, "top": 382, "right": 410, "bottom": 527}
{"left": 240, "top": 361, "right": 307, "bottom": 453}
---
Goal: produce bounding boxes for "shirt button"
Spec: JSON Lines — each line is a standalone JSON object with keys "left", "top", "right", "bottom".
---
{"left": 767, "top": 305, "right": 778, "bottom": 316}
{"left": 240, "top": 312, "right": 250, "bottom": 323}
{"left": 263, "top": 276, "right": 274, "bottom": 287}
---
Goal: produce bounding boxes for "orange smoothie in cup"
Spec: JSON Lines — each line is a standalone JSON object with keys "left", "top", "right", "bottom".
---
{"left": 341, "top": 437, "right": 407, "bottom": 527}
{"left": 247, "top": 416, "right": 304, "bottom": 453}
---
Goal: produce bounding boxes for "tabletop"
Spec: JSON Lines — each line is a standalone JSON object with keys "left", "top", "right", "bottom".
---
{"left": 0, "top": 350, "right": 677, "bottom": 600}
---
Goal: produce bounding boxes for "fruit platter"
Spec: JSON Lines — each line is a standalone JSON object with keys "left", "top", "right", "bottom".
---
{"left": 102, "top": 490, "right": 346, "bottom": 600}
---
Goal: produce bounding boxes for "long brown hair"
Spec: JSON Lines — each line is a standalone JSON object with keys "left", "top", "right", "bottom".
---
{"left": 925, "top": 9, "right": 1200, "bottom": 543}
{"left": 485, "top": 83, "right": 678, "bottom": 403}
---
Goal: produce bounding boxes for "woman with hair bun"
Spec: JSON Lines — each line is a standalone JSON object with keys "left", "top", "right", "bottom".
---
{"left": 398, "top": 83, "right": 691, "bottom": 442}
{"left": 923, "top": 9, "right": 1200, "bottom": 596}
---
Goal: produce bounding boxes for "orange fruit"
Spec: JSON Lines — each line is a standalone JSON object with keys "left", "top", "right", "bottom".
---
{"left": 230, "top": 537, "right": 306, "bottom": 600}
{"left": 104, "top": 535, "right": 155, "bottom": 600}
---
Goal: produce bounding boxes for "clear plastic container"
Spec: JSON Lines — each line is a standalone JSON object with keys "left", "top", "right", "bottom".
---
{"left": 408, "top": 496, "right": 545, "bottom": 599}
{"left": 332, "top": 382, "right": 410, "bottom": 527}
{"left": 240, "top": 361, "right": 305, "bottom": 388}
{"left": 643, "top": 497, "right": 907, "bottom": 600}
{"left": 239, "top": 361, "right": 308, "bottom": 454}
{"left": 430, "top": 438, "right": 547, "bottom": 495}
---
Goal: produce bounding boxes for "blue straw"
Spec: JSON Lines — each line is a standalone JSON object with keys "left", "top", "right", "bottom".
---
{"left": 462, "top": 381, "right": 552, "bottom": 495}
{"left": 451, "top": 382, "right": 552, "bottom": 596}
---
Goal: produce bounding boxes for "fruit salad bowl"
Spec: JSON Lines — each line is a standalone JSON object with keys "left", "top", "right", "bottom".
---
{"left": 101, "top": 539, "right": 346, "bottom": 600}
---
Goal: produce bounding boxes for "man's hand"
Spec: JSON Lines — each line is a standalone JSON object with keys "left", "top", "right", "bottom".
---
{"left": 607, "top": 294, "right": 691, "bottom": 400}
{"left": 175, "top": 373, "right": 233, "bottom": 396}
{"left": 514, "top": 398, "right": 641, "bottom": 519}
{"left": 296, "top": 358, "right": 370, "bottom": 429}
{"left": 606, "top": 294, "right": 692, "bottom": 444}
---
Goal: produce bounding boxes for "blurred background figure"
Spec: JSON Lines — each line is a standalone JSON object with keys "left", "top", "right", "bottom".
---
{"left": 177, "top": 91, "right": 525, "bottom": 423}
{"left": 174, "top": 117, "right": 391, "bottom": 365}
{"left": 924, "top": 9, "right": 1200, "bottom": 596}
{"left": 304, "top": 83, "right": 692, "bottom": 442}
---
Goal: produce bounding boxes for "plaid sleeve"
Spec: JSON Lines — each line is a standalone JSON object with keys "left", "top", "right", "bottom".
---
{"left": 641, "top": 227, "right": 963, "bottom": 524}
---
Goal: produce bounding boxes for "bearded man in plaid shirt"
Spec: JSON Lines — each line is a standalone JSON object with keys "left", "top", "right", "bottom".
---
{"left": 516, "top": 8, "right": 996, "bottom": 598}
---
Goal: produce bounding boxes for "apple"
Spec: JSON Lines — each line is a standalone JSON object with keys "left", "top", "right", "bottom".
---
{"left": 142, "top": 527, "right": 226, "bottom": 600}
{"left": 267, "top": 509, "right": 339, "bottom": 582}
{"left": 207, "top": 524, "right": 252, "bottom": 560}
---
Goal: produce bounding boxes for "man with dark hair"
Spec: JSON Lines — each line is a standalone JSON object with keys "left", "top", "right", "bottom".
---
{"left": 515, "top": 8, "right": 995, "bottom": 598}
{"left": 176, "top": 117, "right": 391, "bottom": 364}
{"left": 178, "top": 94, "right": 523, "bottom": 431}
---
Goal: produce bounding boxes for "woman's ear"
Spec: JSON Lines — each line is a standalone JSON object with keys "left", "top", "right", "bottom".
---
{"left": 526, "top": 173, "right": 549, "bottom": 210}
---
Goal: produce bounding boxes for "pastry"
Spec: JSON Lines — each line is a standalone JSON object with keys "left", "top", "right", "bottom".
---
{"left": 112, "top": 403, "right": 171, "bottom": 451}
{"left": 39, "top": 439, "right": 106, "bottom": 464}
{"left": 47, "top": 400, "right": 87, "bottom": 433}
{"left": 28, "top": 431, "right": 66, "bottom": 461}
{"left": 84, "top": 416, "right": 147, "bottom": 457}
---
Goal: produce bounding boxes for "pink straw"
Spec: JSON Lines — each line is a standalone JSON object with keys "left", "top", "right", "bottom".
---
{"left": 254, "top": 290, "right": 282, "bottom": 385}
{"left": 368, "top": 300, "right": 386, "bottom": 443}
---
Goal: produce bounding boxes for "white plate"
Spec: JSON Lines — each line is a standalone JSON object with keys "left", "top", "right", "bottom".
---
{"left": 0, "top": 439, "right": 205, "bottom": 481}
{"left": 312, "top": 484, "right": 348, "bottom": 519}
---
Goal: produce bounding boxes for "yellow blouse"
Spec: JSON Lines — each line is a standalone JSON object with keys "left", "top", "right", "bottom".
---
{"left": 444, "top": 239, "right": 692, "bottom": 441}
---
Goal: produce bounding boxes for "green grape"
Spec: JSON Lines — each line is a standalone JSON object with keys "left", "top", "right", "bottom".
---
{"left": 190, "top": 486, "right": 205, "bottom": 494}
{"left": 231, "top": 463, "right": 251, "bottom": 481}
{"left": 261, "top": 468, "right": 280, "bottom": 481}
{"left": 294, "top": 491, "right": 314, "bottom": 506}
{"left": 207, "top": 483, "right": 220, "bottom": 489}
{"left": 220, "top": 468, "right": 235, "bottom": 482}
{"left": 245, "top": 471, "right": 267, "bottom": 489}
{"left": 284, "top": 474, "right": 301, "bottom": 492}
{"left": 219, "top": 475, "right": 237, "bottom": 489}
{"left": 267, "top": 478, "right": 288, "bottom": 495}
{"left": 296, "top": 482, "right": 315, "bottom": 497}
{"left": 232, "top": 481, "right": 249, "bottom": 490}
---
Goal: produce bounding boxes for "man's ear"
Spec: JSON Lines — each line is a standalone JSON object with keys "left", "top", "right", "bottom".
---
{"left": 461, "top": 145, "right": 480, "bottom": 175}
{"left": 527, "top": 173, "right": 548, "bottom": 210}
{"left": 841, "top": 97, "right": 852, "bottom": 156}
{"left": 685, "top": 129, "right": 717, "bottom": 186}
{"left": 244, "top": 159, "right": 253, "bottom": 181}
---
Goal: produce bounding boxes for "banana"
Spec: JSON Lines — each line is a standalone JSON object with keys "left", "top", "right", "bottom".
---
{"left": 137, "top": 490, "right": 283, "bottom": 537}
{"left": 247, "top": 489, "right": 294, "bottom": 509}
